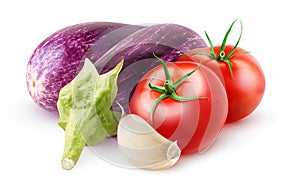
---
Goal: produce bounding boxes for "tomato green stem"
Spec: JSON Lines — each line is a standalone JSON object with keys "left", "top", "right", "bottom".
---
{"left": 174, "top": 65, "right": 201, "bottom": 88}
{"left": 203, "top": 19, "right": 243, "bottom": 77}
{"left": 149, "top": 54, "right": 207, "bottom": 122}
{"left": 170, "top": 92, "right": 206, "bottom": 102}
{"left": 164, "top": 80, "right": 175, "bottom": 95}
{"left": 219, "top": 51, "right": 226, "bottom": 59}
{"left": 224, "top": 20, "right": 243, "bottom": 60}
{"left": 148, "top": 74, "right": 165, "bottom": 93}
{"left": 218, "top": 19, "right": 238, "bottom": 61}
{"left": 153, "top": 53, "right": 173, "bottom": 85}
{"left": 204, "top": 31, "right": 217, "bottom": 59}
{"left": 150, "top": 93, "right": 168, "bottom": 123}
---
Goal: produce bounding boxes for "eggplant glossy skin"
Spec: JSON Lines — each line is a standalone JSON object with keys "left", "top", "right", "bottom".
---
{"left": 93, "top": 24, "right": 207, "bottom": 112}
{"left": 26, "top": 22, "right": 207, "bottom": 113}
{"left": 26, "top": 22, "right": 143, "bottom": 112}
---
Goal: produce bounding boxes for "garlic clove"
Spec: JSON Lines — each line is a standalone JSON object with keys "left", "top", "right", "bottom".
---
{"left": 117, "top": 113, "right": 181, "bottom": 170}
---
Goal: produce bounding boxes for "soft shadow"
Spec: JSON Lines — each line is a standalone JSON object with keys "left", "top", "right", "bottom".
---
{"left": 19, "top": 98, "right": 59, "bottom": 125}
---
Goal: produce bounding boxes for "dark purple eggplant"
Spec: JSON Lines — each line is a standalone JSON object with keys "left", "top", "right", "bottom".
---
{"left": 26, "top": 22, "right": 207, "bottom": 113}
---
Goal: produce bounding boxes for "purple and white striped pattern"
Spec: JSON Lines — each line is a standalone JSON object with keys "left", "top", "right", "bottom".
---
{"left": 26, "top": 22, "right": 138, "bottom": 112}
{"left": 26, "top": 22, "right": 207, "bottom": 113}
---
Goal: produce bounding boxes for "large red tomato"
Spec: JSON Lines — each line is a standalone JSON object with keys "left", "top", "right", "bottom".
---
{"left": 129, "top": 56, "right": 228, "bottom": 154}
{"left": 178, "top": 20, "right": 265, "bottom": 123}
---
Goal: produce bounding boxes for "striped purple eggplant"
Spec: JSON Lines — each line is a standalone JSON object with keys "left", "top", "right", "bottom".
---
{"left": 26, "top": 22, "right": 144, "bottom": 113}
{"left": 26, "top": 22, "right": 207, "bottom": 113}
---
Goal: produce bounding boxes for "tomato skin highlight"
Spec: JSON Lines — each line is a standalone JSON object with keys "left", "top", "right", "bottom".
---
{"left": 129, "top": 61, "right": 228, "bottom": 154}
{"left": 178, "top": 45, "right": 265, "bottom": 123}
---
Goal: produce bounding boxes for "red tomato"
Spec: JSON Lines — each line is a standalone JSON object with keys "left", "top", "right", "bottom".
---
{"left": 179, "top": 46, "right": 265, "bottom": 123}
{"left": 129, "top": 59, "right": 228, "bottom": 154}
{"left": 179, "top": 20, "right": 265, "bottom": 123}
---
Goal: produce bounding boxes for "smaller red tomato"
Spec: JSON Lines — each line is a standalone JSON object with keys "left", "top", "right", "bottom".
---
{"left": 178, "top": 20, "right": 265, "bottom": 123}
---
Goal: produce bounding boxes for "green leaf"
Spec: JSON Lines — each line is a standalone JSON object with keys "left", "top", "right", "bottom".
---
{"left": 57, "top": 58, "right": 123, "bottom": 170}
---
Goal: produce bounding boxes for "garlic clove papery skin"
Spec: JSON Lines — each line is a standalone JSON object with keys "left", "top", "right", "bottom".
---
{"left": 117, "top": 113, "right": 181, "bottom": 170}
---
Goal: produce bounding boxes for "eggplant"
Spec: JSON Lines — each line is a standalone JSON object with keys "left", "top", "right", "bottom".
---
{"left": 26, "top": 22, "right": 207, "bottom": 113}
{"left": 26, "top": 22, "right": 144, "bottom": 113}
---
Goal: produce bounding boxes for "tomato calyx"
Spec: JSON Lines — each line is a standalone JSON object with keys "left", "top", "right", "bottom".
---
{"left": 148, "top": 53, "right": 207, "bottom": 122}
{"left": 197, "top": 19, "right": 247, "bottom": 77}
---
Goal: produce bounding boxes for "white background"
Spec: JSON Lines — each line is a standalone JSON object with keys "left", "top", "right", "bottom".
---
{"left": 1, "top": 0, "right": 299, "bottom": 188}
